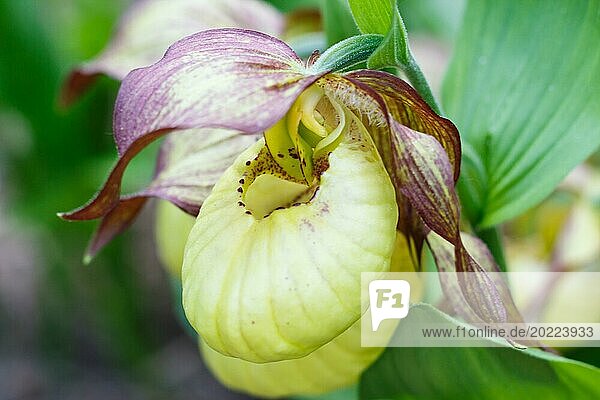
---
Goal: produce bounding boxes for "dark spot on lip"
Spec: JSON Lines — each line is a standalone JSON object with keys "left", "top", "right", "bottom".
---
{"left": 277, "top": 153, "right": 284, "bottom": 158}
{"left": 239, "top": 178, "right": 245, "bottom": 184}
{"left": 237, "top": 187, "right": 243, "bottom": 193}
{"left": 300, "top": 218, "right": 315, "bottom": 232}
{"left": 245, "top": 210, "right": 252, "bottom": 215}
{"left": 245, "top": 160, "right": 251, "bottom": 166}
{"left": 313, "top": 158, "right": 330, "bottom": 177}
{"left": 238, "top": 201, "right": 245, "bottom": 207}
{"left": 288, "top": 148, "right": 300, "bottom": 159}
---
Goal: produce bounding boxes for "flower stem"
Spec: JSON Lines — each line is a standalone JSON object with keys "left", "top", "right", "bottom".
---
{"left": 475, "top": 226, "right": 508, "bottom": 272}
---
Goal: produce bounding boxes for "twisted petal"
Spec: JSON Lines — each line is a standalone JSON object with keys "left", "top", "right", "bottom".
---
{"left": 323, "top": 70, "right": 521, "bottom": 325}
{"left": 61, "top": 29, "right": 322, "bottom": 224}
{"left": 426, "top": 232, "right": 501, "bottom": 322}
{"left": 60, "top": 0, "right": 283, "bottom": 105}
{"left": 341, "top": 71, "right": 460, "bottom": 259}
{"left": 390, "top": 120, "right": 522, "bottom": 324}
{"left": 315, "top": 73, "right": 519, "bottom": 324}
{"left": 82, "top": 129, "right": 258, "bottom": 261}
{"left": 345, "top": 70, "right": 461, "bottom": 179}
{"left": 183, "top": 127, "right": 397, "bottom": 362}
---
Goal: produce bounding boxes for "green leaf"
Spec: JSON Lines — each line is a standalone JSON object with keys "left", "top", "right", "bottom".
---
{"left": 321, "top": 0, "right": 360, "bottom": 46}
{"left": 348, "top": 0, "right": 408, "bottom": 69}
{"left": 365, "top": 5, "right": 410, "bottom": 70}
{"left": 265, "top": 0, "right": 320, "bottom": 12}
{"left": 398, "top": 0, "right": 465, "bottom": 41}
{"left": 348, "top": 0, "right": 394, "bottom": 35}
{"left": 293, "top": 386, "right": 358, "bottom": 400}
{"left": 360, "top": 304, "right": 600, "bottom": 400}
{"left": 348, "top": 0, "right": 441, "bottom": 114}
{"left": 443, "top": 0, "right": 600, "bottom": 228}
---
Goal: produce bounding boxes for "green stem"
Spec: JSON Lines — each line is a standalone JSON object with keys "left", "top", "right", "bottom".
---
{"left": 475, "top": 226, "right": 508, "bottom": 272}
{"left": 403, "top": 57, "right": 443, "bottom": 115}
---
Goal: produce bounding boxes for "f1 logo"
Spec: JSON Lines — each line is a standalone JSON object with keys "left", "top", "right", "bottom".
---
{"left": 369, "top": 280, "right": 411, "bottom": 331}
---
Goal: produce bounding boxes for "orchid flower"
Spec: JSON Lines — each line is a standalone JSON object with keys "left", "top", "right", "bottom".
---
{"left": 61, "top": 28, "right": 523, "bottom": 397}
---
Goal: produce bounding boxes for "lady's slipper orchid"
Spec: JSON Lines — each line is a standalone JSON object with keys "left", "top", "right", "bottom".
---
{"left": 62, "top": 26, "right": 523, "bottom": 385}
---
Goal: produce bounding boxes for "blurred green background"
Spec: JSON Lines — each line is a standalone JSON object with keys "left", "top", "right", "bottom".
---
{"left": 0, "top": 1, "right": 255, "bottom": 398}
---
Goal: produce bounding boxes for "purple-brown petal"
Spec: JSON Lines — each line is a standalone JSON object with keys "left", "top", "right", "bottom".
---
{"left": 82, "top": 129, "right": 259, "bottom": 259}
{"left": 345, "top": 70, "right": 461, "bottom": 181}
{"left": 325, "top": 72, "right": 454, "bottom": 263}
{"left": 390, "top": 119, "right": 522, "bottom": 324}
{"left": 61, "top": 28, "right": 322, "bottom": 221}
{"left": 141, "top": 129, "right": 260, "bottom": 214}
{"left": 60, "top": 0, "right": 284, "bottom": 106}
{"left": 390, "top": 121, "right": 459, "bottom": 242}
{"left": 84, "top": 196, "right": 147, "bottom": 263}
{"left": 113, "top": 28, "right": 316, "bottom": 154}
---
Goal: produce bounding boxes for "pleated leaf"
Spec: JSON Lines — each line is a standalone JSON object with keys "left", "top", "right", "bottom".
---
{"left": 443, "top": 0, "right": 600, "bottom": 228}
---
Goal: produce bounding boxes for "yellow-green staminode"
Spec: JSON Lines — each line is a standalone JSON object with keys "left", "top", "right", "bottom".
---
{"left": 182, "top": 90, "right": 398, "bottom": 362}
